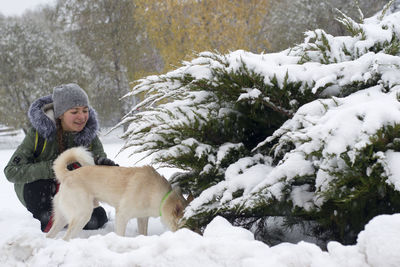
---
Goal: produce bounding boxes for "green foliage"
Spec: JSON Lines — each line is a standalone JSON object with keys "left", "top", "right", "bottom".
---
{"left": 339, "top": 73, "right": 382, "bottom": 97}
{"left": 379, "top": 0, "right": 396, "bottom": 21}
{"left": 122, "top": 3, "right": 400, "bottom": 247}
{"left": 123, "top": 52, "right": 328, "bottom": 198}
{"left": 336, "top": 9, "right": 366, "bottom": 38}
{"left": 316, "top": 124, "right": 400, "bottom": 244}
{"left": 384, "top": 34, "right": 400, "bottom": 56}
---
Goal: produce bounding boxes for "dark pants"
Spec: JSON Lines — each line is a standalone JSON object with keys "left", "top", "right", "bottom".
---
{"left": 23, "top": 179, "right": 108, "bottom": 232}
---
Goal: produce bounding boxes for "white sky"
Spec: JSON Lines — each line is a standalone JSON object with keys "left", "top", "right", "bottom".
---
{"left": 0, "top": 0, "right": 55, "bottom": 16}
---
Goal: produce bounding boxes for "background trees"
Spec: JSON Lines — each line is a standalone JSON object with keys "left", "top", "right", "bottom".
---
{"left": 0, "top": 0, "right": 390, "bottom": 128}
{"left": 265, "top": 0, "right": 389, "bottom": 52}
{"left": 135, "top": 0, "right": 271, "bottom": 72}
{"left": 48, "top": 0, "right": 159, "bottom": 126}
{"left": 0, "top": 16, "right": 92, "bottom": 132}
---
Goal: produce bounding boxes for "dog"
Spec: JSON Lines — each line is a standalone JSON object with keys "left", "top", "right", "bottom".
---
{"left": 46, "top": 146, "right": 191, "bottom": 241}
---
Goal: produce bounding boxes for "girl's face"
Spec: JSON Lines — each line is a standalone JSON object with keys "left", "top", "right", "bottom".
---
{"left": 60, "top": 106, "right": 89, "bottom": 132}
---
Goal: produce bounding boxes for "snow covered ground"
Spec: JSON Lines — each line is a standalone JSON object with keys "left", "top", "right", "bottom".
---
{"left": 0, "top": 131, "right": 399, "bottom": 266}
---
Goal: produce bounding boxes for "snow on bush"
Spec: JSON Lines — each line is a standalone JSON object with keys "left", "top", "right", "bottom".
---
{"left": 119, "top": 5, "right": 400, "bottom": 244}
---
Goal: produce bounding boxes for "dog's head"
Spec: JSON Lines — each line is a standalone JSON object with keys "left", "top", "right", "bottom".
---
{"left": 160, "top": 187, "right": 193, "bottom": 232}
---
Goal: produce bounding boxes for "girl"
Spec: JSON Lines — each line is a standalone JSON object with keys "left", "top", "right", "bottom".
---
{"left": 4, "top": 83, "right": 117, "bottom": 232}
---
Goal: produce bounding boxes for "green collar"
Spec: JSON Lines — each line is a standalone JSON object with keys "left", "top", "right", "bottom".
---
{"left": 159, "top": 190, "right": 173, "bottom": 217}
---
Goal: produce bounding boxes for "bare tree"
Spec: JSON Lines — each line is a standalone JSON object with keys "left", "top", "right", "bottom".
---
{"left": 49, "top": 0, "right": 159, "bottom": 126}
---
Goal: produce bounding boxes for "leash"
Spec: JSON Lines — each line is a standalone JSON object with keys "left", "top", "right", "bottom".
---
{"left": 159, "top": 190, "right": 173, "bottom": 217}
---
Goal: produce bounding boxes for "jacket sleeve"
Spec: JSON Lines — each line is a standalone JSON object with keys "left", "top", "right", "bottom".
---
{"left": 3, "top": 128, "right": 55, "bottom": 185}
{"left": 90, "top": 135, "right": 107, "bottom": 160}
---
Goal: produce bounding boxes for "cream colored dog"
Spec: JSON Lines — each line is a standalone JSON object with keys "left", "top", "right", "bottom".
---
{"left": 46, "top": 147, "right": 190, "bottom": 241}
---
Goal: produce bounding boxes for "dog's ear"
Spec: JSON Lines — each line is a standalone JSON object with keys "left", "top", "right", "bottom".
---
{"left": 186, "top": 193, "right": 194, "bottom": 204}
{"left": 174, "top": 203, "right": 183, "bottom": 217}
{"left": 172, "top": 186, "right": 182, "bottom": 195}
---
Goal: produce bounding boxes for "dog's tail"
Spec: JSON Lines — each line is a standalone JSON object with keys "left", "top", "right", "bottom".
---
{"left": 53, "top": 146, "right": 95, "bottom": 183}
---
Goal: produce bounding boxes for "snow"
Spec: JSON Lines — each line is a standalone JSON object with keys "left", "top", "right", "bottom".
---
{"left": 0, "top": 132, "right": 399, "bottom": 266}
{"left": 258, "top": 84, "right": 400, "bottom": 204}
{"left": 357, "top": 214, "right": 400, "bottom": 267}
{"left": 2, "top": 5, "right": 400, "bottom": 266}
{"left": 384, "top": 150, "right": 400, "bottom": 191}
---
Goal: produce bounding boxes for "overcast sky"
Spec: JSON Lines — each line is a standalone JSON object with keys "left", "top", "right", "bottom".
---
{"left": 0, "top": 0, "right": 55, "bottom": 16}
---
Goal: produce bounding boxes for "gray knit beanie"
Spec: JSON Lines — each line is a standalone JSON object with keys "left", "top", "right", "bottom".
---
{"left": 53, "top": 83, "right": 89, "bottom": 118}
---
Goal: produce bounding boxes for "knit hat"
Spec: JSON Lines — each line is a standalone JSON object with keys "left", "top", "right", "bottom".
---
{"left": 53, "top": 83, "right": 89, "bottom": 118}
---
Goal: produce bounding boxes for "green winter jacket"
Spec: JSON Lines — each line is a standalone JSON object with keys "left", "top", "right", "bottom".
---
{"left": 3, "top": 94, "right": 106, "bottom": 207}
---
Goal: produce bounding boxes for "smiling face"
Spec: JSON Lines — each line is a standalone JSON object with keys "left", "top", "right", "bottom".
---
{"left": 60, "top": 106, "right": 89, "bottom": 132}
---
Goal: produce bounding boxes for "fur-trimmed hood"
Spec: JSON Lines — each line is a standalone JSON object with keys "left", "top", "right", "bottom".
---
{"left": 28, "top": 95, "right": 99, "bottom": 146}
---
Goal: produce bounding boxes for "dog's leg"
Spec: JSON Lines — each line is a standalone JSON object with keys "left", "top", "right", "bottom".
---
{"left": 46, "top": 211, "right": 67, "bottom": 239}
{"left": 62, "top": 214, "right": 91, "bottom": 241}
{"left": 137, "top": 217, "right": 149, "bottom": 236}
{"left": 46, "top": 194, "right": 67, "bottom": 238}
{"left": 114, "top": 210, "right": 130, "bottom": 236}
{"left": 61, "top": 192, "right": 93, "bottom": 241}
